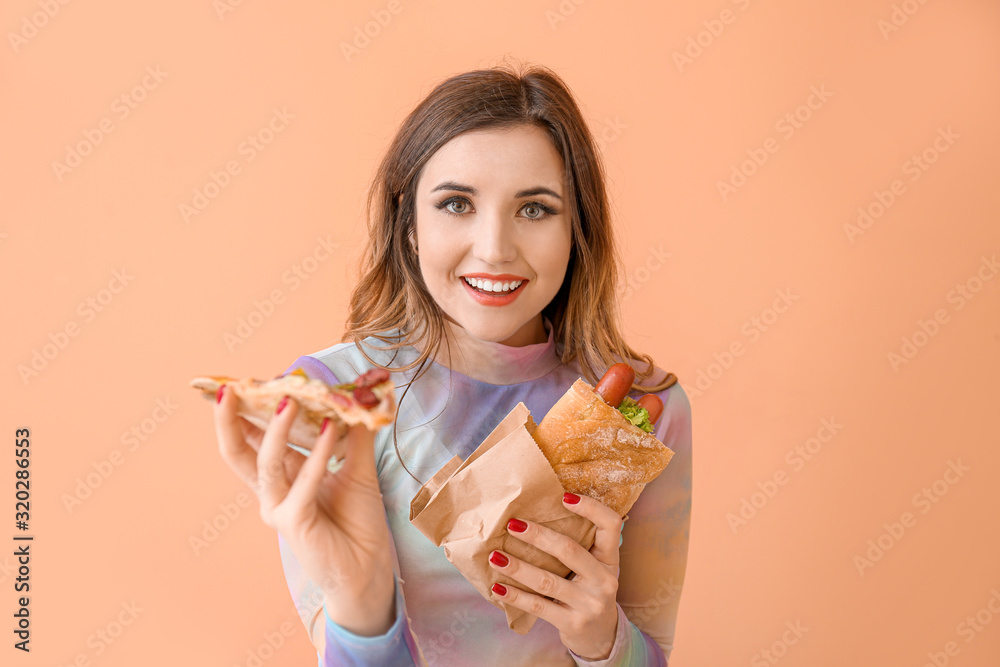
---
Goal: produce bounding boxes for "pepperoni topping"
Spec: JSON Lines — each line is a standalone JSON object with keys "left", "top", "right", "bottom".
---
{"left": 353, "top": 386, "right": 380, "bottom": 409}
{"left": 330, "top": 393, "right": 352, "bottom": 408}
{"left": 355, "top": 368, "right": 390, "bottom": 388}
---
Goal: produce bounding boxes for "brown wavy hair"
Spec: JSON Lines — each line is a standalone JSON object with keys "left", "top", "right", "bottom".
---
{"left": 342, "top": 58, "right": 677, "bottom": 480}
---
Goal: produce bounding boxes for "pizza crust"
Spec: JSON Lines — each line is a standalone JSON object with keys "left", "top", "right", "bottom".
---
{"left": 190, "top": 369, "right": 396, "bottom": 451}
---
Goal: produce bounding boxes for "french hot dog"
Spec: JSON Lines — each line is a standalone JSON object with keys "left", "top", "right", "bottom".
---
{"left": 531, "top": 364, "right": 674, "bottom": 516}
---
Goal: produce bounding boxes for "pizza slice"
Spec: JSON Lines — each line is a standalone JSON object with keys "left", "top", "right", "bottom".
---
{"left": 190, "top": 367, "right": 396, "bottom": 450}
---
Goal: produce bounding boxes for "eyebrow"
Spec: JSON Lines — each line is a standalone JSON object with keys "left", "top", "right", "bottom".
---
{"left": 430, "top": 181, "right": 562, "bottom": 200}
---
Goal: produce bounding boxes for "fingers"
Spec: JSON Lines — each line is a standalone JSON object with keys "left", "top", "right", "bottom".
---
{"left": 501, "top": 516, "right": 594, "bottom": 586}
{"left": 338, "top": 421, "right": 378, "bottom": 482}
{"left": 489, "top": 572, "right": 573, "bottom": 630}
{"left": 284, "top": 418, "right": 337, "bottom": 509}
{"left": 255, "top": 396, "right": 296, "bottom": 513}
{"left": 488, "top": 546, "right": 575, "bottom": 605}
{"left": 239, "top": 417, "right": 265, "bottom": 452}
{"left": 214, "top": 385, "right": 258, "bottom": 487}
{"left": 561, "top": 493, "right": 623, "bottom": 566}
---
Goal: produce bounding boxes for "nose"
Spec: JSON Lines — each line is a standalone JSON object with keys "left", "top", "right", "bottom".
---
{"left": 473, "top": 211, "right": 517, "bottom": 265}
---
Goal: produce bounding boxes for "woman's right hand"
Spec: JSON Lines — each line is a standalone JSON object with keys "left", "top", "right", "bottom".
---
{"left": 213, "top": 385, "right": 398, "bottom": 636}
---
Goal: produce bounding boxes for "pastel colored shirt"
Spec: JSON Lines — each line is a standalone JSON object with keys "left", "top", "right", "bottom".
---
{"left": 276, "top": 320, "right": 692, "bottom": 666}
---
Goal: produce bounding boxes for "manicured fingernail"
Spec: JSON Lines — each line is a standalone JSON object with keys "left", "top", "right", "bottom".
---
{"left": 563, "top": 492, "right": 581, "bottom": 505}
{"left": 320, "top": 417, "right": 329, "bottom": 435}
{"left": 507, "top": 518, "right": 527, "bottom": 533}
{"left": 489, "top": 551, "right": 509, "bottom": 567}
{"left": 492, "top": 583, "right": 507, "bottom": 596}
{"left": 276, "top": 396, "right": 289, "bottom": 415}
{"left": 619, "top": 533, "right": 624, "bottom": 547}
{"left": 216, "top": 385, "right": 225, "bottom": 404}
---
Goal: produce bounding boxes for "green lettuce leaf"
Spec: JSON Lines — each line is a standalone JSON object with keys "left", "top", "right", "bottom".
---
{"left": 618, "top": 396, "right": 654, "bottom": 433}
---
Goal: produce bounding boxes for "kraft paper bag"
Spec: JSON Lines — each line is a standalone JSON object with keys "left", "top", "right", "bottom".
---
{"left": 409, "top": 402, "right": 598, "bottom": 635}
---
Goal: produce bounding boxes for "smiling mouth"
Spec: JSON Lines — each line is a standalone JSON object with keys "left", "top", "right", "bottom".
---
{"left": 462, "top": 276, "right": 526, "bottom": 294}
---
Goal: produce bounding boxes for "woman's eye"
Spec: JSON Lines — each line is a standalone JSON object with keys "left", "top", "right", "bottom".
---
{"left": 521, "top": 202, "right": 557, "bottom": 220}
{"left": 436, "top": 197, "right": 557, "bottom": 219}
{"left": 522, "top": 203, "right": 544, "bottom": 219}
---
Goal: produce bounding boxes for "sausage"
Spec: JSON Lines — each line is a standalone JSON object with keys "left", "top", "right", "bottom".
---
{"left": 594, "top": 363, "right": 635, "bottom": 409}
{"left": 355, "top": 368, "right": 390, "bottom": 388}
{"left": 636, "top": 394, "right": 663, "bottom": 425}
{"left": 353, "top": 386, "right": 380, "bottom": 409}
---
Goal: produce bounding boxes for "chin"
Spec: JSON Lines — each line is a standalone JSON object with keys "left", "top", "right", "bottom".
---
{"left": 444, "top": 313, "right": 536, "bottom": 346}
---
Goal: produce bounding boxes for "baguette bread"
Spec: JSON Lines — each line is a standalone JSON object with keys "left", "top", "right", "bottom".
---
{"left": 531, "top": 378, "right": 674, "bottom": 516}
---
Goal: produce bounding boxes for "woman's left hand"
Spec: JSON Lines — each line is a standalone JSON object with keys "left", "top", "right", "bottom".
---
{"left": 489, "top": 492, "right": 624, "bottom": 661}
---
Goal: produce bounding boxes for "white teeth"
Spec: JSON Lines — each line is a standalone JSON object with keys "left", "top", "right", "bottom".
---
{"left": 464, "top": 277, "right": 523, "bottom": 293}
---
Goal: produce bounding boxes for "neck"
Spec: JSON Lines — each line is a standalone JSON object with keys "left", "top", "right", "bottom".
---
{"left": 422, "top": 315, "right": 554, "bottom": 383}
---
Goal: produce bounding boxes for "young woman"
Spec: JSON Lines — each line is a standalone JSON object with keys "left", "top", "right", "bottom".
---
{"left": 214, "top": 62, "right": 692, "bottom": 666}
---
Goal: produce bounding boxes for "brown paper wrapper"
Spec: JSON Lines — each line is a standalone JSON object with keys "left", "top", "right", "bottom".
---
{"left": 409, "top": 402, "right": 598, "bottom": 635}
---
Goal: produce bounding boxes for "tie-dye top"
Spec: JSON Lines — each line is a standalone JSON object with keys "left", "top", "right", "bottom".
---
{"left": 276, "top": 320, "right": 692, "bottom": 666}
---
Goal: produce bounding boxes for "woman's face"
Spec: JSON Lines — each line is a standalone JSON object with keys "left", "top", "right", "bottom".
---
{"left": 412, "top": 124, "right": 573, "bottom": 347}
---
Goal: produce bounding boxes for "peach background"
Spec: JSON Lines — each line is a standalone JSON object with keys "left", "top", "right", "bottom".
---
{"left": 2, "top": 0, "right": 999, "bottom": 665}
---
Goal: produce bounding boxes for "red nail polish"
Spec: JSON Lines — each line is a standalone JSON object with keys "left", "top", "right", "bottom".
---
{"left": 216, "top": 385, "right": 225, "bottom": 404}
{"left": 320, "top": 417, "right": 329, "bottom": 435}
{"left": 490, "top": 551, "right": 509, "bottom": 567}
{"left": 507, "top": 518, "right": 527, "bottom": 533}
{"left": 492, "top": 583, "right": 507, "bottom": 596}
{"left": 563, "top": 492, "right": 581, "bottom": 505}
{"left": 276, "top": 396, "right": 289, "bottom": 415}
